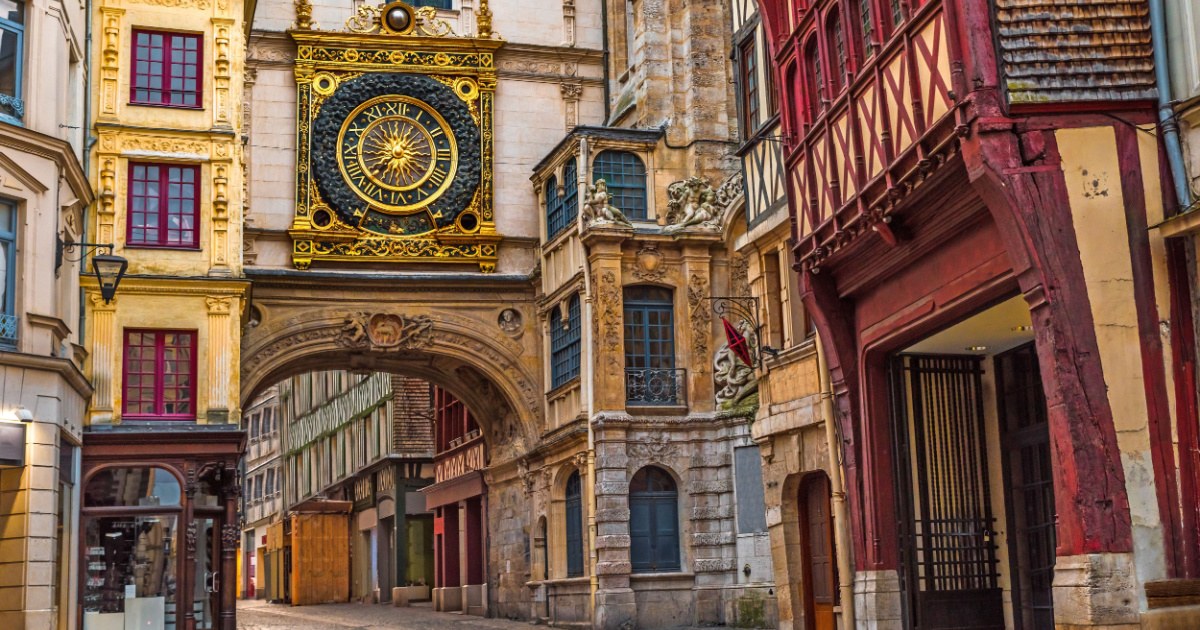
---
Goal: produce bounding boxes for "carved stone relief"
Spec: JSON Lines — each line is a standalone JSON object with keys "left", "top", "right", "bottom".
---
{"left": 687, "top": 274, "right": 711, "bottom": 364}
{"left": 337, "top": 313, "right": 434, "bottom": 350}
{"left": 632, "top": 245, "right": 667, "bottom": 283}
{"left": 664, "top": 177, "right": 721, "bottom": 233}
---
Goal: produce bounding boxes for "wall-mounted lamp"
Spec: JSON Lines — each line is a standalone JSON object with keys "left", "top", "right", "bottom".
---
{"left": 56, "top": 238, "right": 128, "bottom": 304}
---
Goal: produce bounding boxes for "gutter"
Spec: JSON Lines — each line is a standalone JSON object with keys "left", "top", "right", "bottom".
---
{"left": 1150, "top": 0, "right": 1194, "bottom": 212}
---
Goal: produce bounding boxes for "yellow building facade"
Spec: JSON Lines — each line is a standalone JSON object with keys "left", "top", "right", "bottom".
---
{"left": 78, "top": 0, "right": 249, "bottom": 628}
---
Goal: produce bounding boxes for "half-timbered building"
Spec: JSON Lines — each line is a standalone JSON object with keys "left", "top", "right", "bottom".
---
{"left": 752, "top": 0, "right": 1200, "bottom": 628}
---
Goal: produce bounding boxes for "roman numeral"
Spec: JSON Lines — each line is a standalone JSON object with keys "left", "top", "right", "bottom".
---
{"left": 436, "top": 148, "right": 452, "bottom": 161}
{"left": 429, "top": 126, "right": 444, "bottom": 138}
{"left": 428, "top": 167, "right": 447, "bottom": 187}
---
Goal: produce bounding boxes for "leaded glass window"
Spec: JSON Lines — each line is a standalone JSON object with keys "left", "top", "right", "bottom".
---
{"left": 593, "top": 151, "right": 648, "bottom": 220}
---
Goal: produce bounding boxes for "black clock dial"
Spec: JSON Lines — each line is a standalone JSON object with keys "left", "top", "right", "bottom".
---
{"left": 311, "top": 73, "right": 481, "bottom": 236}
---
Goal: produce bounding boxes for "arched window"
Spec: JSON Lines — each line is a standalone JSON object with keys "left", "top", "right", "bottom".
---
{"left": 592, "top": 150, "right": 648, "bottom": 220}
{"left": 804, "top": 37, "right": 823, "bottom": 121}
{"left": 565, "top": 471, "right": 584, "bottom": 577}
{"left": 826, "top": 9, "right": 846, "bottom": 94}
{"left": 629, "top": 466, "right": 680, "bottom": 573}
{"left": 550, "top": 293, "right": 582, "bottom": 389}
{"left": 546, "top": 158, "right": 578, "bottom": 240}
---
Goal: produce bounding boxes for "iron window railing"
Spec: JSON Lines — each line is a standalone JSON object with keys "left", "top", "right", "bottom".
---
{"left": 625, "top": 367, "right": 687, "bottom": 406}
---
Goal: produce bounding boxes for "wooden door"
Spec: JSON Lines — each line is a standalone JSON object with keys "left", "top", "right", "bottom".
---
{"left": 800, "top": 474, "right": 836, "bottom": 630}
{"left": 996, "top": 343, "right": 1055, "bottom": 629}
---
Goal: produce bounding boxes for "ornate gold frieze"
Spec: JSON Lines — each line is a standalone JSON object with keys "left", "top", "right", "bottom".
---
{"left": 289, "top": 6, "right": 503, "bottom": 271}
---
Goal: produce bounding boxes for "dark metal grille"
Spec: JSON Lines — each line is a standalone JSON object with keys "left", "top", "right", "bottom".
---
{"left": 592, "top": 150, "right": 647, "bottom": 220}
{"left": 891, "top": 354, "right": 1002, "bottom": 629}
{"left": 624, "top": 367, "right": 687, "bottom": 406}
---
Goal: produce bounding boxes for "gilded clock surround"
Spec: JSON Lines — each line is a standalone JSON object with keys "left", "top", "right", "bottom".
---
{"left": 290, "top": 5, "right": 502, "bottom": 271}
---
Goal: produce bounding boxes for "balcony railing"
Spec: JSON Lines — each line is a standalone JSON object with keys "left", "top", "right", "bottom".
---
{"left": 0, "top": 313, "right": 17, "bottom": 348}
{"left": 625, "top": 368, "right": 687, "bottom": 407}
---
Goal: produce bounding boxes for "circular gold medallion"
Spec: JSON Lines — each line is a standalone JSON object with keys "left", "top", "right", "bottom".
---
{"left": 336, "top": 94, "right": 458, "bottom": 214}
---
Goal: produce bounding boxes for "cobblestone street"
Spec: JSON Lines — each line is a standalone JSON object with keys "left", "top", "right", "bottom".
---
{"left": 236, "top": 600, "right": 535, "bottom": 630}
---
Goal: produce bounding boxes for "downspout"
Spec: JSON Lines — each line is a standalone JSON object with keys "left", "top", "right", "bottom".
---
{"left": 600, "top": 0, "right": 611, "bottom": 123}
{"left": 79, "top": 0, "right": 96, "bottom": 344}
{"left": 816, "top": 334, "right": 854, "bottom": 630}
{"left": 577, "top": 136, "right": 599, "bottom": 621}
{"left": 1150, "top": 0, "right": 1194, "bottom": 211}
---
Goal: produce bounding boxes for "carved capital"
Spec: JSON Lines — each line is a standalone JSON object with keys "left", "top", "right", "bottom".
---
{"left": 206, "top": 296, "right": 233, "bottom": 314}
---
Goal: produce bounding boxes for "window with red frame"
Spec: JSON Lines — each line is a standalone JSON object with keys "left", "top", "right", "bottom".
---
{"left": 738, "top": 36, "right": 760, "bottom": 135}
{"left": 128, "top": 163, "right": 199, "bottom": 247}
{"left": 131, "top": 30, "right": 201, "bottom": 107}
{"left": 804, "top": 37, "right": 823, "bottom": 121}
{"left": 826, "top": 9, "right": 846, "bottom": 93}
{"left": 123, "top": 330, "right": 196, "bottom": 420}
{"left": 858, "top": 0, "right": 876, "bottom": 59}
{"left": 890, "top": 0, "right": 904, "bottom": 28}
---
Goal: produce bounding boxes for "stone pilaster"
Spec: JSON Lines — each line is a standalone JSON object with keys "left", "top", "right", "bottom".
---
{"left": 88, "top": 294, "right": 117, "bottom": 424}
{"left": 97, "top": 7, "right": 123, "bottom": 120}
{"left": 592, "top": 423, "right": 635, "bottom": 630}
{"left": 585, "top": 231, "right": 628, "bottom": 413}
{"left": 680, "top": 239, "right": 719, "bottom": 412}
{"left": 206, "top": 296, "right": 233, "bottom": 423}
{"left": 688, "top": 447, "right": 736, "bottom": 621}
{"left": 212, "top": 18, "right": 235, "bottom": 128}
{"left": 210, "top": 161, "right": 233, "bottom": 274}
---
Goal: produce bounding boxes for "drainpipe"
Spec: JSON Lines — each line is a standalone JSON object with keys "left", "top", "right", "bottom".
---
{"left": 1150, "top": 0, "right": 1194, "bottom": 211}
{"left": 816, "top": 334, "right": 854, "bottom": 629}
{"left": 577, "top": 136, "right": 600, "bottom": 622}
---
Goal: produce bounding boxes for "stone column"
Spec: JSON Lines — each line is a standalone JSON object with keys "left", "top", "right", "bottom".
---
{"left": 206, "top": 297, "right": 233, "bottom": 423}
{"left": 584, "top": 232, "right": 628, "bottom": 412}
{"left": 88, "top": 294, "right": 117, "bottom": 424}
{"left": 592, "top": 423, "right": 634, "bottom": 630}
{"left": 680, "top": 239, "right": 719, "bottom": 412}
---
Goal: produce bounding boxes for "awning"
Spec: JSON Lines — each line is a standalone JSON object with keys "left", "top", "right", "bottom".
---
{"left": 419, "top": 470, "right": 484, "bottom": 510}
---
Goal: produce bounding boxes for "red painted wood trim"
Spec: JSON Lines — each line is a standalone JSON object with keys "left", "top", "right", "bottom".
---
{"left": 1114, "top": 123, "right": 1182, "bottom": 576}
{"left": 963, "top": 125, "right": 1133, "bottom": 555}
{"left": 1166, "top": 237, "right": 1200, "bottom": 578}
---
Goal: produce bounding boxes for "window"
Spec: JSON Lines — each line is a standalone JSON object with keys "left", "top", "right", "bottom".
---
{"left": 804, "top": 37, "right": 823, "bottom": 120}
{"left": 890, "top": 0, "right": 904, "bottom": 28}
{"left": 131, "top": 30, "right": 201, "bottom": 107}
{"left": 858, "top": 0, "right": 875, "bottom": 59}
{"left": 593, "top": 151, "right": 648, "bottom": 220}
{"left": 738, "top": 36, "right": 760, "bottom": 136}
{"left": 827, "top": 10, "right": 846, "bottom": 93}
{"left": 629, "top": 466, "right": 680, "bottom": 572}
{"left": 411, "top": 0, "right": 451, "bottom": 8}
{"left": 623, "top": 286, "right": 675, "bottom": 371}
{"left": 546, "top": 158, "right": 579, "bottom": 240}
{"left": 122, "top": 330, "right": 196, "bottom": 420}
{"left": 128, "top": 163, "right": 199, "bottom": 248}
{"left": 266, "top": 469, "right": 276, "bottom": 497}
{"left": 0, "top": 0, "right": 24, "bottom": 123}
{"left": 565, "top": 471, "right": 584, "bottom": 577}
{"left": 0, "top": 201, "right": 15, "bottom": 348}
{"left": 550, "top": 293, "right": 582, "bottom": 389}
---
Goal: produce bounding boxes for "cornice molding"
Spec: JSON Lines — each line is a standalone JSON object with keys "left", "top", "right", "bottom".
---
{"left": 0, "top": 125, "right": 92, "bottom": 205}
{"left": 0, "top": 350, "right": 93, "bottom": 399}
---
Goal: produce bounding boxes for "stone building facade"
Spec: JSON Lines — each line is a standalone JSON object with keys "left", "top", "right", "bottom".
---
{"left": 233, "top": 0, "right": 798, "bottom": 627}
{"left": 0, "top": 0, "right": 93, "bottom": 627}
{"left": 240, "top": 385, "right": 282, "bottom": 600}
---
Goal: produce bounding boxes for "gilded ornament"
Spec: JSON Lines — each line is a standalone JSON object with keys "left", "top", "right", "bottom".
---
{"left": 312, "top": 73, "right": 338, "bottom": 96}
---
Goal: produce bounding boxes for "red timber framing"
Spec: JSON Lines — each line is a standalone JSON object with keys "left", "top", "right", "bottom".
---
{"left": 755, "top": 0, "right": 1195, "bottom": 580}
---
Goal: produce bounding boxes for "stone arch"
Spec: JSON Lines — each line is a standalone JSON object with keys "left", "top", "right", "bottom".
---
{"left": 240, "top": 304, "right": 543, "bottom": 464}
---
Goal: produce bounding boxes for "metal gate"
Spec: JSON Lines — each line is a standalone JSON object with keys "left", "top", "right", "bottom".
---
{"left": 890, "top": 354, "right": 1003, "bottom": 629}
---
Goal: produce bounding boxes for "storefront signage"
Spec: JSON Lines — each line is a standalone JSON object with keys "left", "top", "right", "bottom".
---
{"left": 434, "top": 442, "right": 484, "bottom": 484}
{"left": 0, "top": 423, "right": 25, "bottom": 466}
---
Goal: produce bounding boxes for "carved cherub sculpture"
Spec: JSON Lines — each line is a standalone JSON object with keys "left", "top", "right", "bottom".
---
{"left": 583, "top": 179, "right": 634, "bottom": 228}
{"left": 664, "top": 176, "right": 720, "bottom": 233}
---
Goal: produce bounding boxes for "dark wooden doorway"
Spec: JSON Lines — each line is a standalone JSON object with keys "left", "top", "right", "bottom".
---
{"left": 890, "top": 354, "right": 1003, "bottom": 629}
{"left": 799, "top": 473, "right": 836, "bottom": 630}
{"left": 996, "top": 343, "right": 1056, "bottom": 629}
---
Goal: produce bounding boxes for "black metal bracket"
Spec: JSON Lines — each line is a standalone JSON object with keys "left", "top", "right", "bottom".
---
{"left": 55, "top": 238, "right": 114, "bottom": 271}
{"left": 707, "top": 296, "right": 781, "bottom": 368}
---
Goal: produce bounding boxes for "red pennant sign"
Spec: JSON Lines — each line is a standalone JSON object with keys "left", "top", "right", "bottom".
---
{"left": 722, "top": 317, "right": 753, "bottom": 367}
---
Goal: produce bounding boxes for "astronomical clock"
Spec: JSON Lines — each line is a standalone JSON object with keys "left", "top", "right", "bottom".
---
{"left": 290, "top": 2, "right": 501, "bottom": 271}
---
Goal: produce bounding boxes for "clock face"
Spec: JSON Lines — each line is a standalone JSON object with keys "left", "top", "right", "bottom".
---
{"left": 338, "top": 95, "right": 457, "bottom": 213}
{"left": 311, "top": 73, "right": 481, "bottom": 237}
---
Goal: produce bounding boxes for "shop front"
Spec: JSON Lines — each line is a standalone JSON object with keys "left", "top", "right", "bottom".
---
{"left": 80, "top": 426, "right": 244, "bottom": 630}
